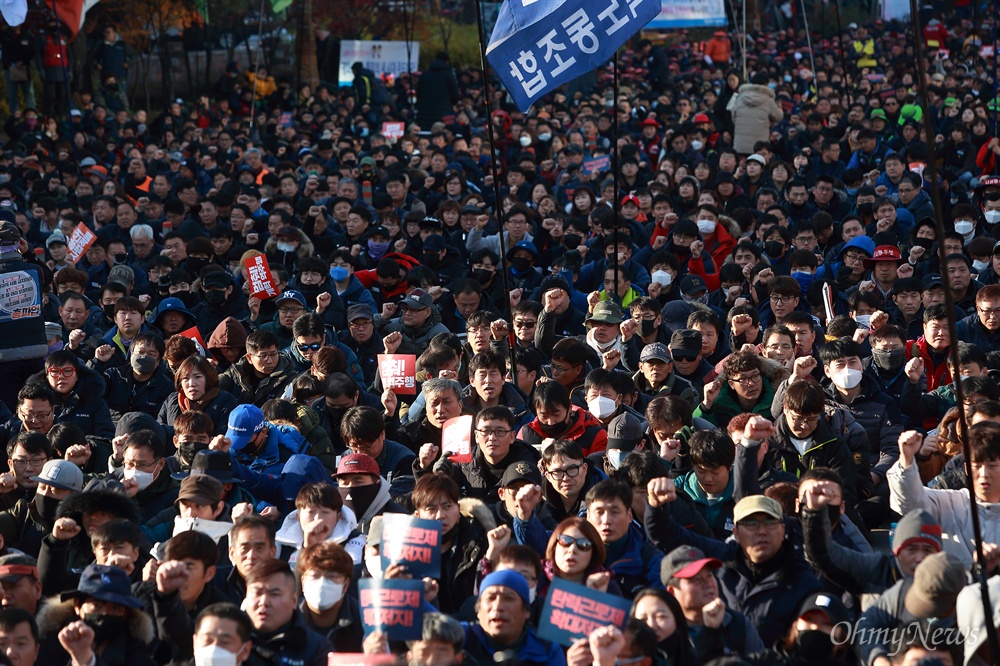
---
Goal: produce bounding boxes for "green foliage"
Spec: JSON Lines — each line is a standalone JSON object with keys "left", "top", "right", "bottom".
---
{"left": 419, "top": 19, "right": 480, "bottom": 70}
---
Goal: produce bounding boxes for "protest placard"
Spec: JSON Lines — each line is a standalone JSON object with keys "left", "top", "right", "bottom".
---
{"left": 244, "top": 254, "right": 279, "bottom": 300}
{"left": 380, "top": 514, "right": 441, "bottom": 578}
{"left": 66, "top": 223, "right": 96, "bottom": 263}
{"left": 382, "top": 122, "right": 405, "bottom": 141}
{"left": 178, "top": 326, "right": 212, "bottom": 358}
{"left": 538, "top": 577, "right": 632, "bottom": 647}
{"left": 358, "top": 579, "right": 424, "bottom": 641}
{"left": 581, "top": 155, "right": 611, "bottom": 176}
{"left": 440, "top": 414, "right": 474, "bottom": 463}
{"left": 377, "top": 354, "right": 417, "bottom": 395}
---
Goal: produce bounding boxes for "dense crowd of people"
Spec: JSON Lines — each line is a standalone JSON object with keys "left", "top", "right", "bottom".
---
{"left": 0, "top": 6, "right": 998, "bottom": 666}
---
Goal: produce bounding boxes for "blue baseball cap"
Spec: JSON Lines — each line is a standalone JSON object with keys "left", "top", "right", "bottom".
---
{"left": 480, "top": 570, "right": 530, "bottom": 605}
{"left": 226, "top": 405, "right": 266, "bottom": 451}
{"left": 154, "top": 297, "right": 195, "bottom": 323}
{"left": 61, "top": 564, "right": 144, "bottom": 608}
{"left": 275, "top": 290, "right": 307, "bottom": 309}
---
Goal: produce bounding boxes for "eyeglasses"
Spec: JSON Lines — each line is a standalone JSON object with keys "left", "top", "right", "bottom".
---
{"left": 19, "top": 409, "right": 52, "bottom": 423}
{"left": 765, "top": 343, "right": 793, "bottom": 352}
{"left": 897, "top": 187, "right": 916, "bottom": 195}
{"left": 123, "top": 459, "right": 158, "bottom": 471}
{"left": 475, "top": 428, "right": 513, "bottom": 438}
{"left": 978, "top": 306, "right": 1000, "bottom": 319}
{"left": 10, "top": 457, "right": 47, "bottom": 470}
{"left": 672, "top": 353, "right": 698, "bottom": 362}
{"left": 555, "top": 534, "right": 593, "bottom": 551}
{"left": 738, "top": 517, "right": 783, "bottom": 531}
{"left": 251, "top": 351, "right": 279, "bottom": 361}
{"left": 842, "top": 253, "right": 867, "bottom": 265}
{"left": 545, "top": 463, "right": 584, "bottom": 480}
{"left": 788, "top": 412, "right": 820, "bottom": 426}
{"left": 467, "top": 326, "right": 489, "bottom": 337}
{"left": 769, "top": 295, "right": 795, "bottom": 304}
{"left": 349, "top": 320, "right": 373, "bottom": 329}
{"left": 513, "top": 319, "right": 537, "bottom": 328}
{"left": 729, "top": 372, "right": 761, "bottom": 386}
{"left": 550, "top": 363, "right": 578, "bottom": 376}
{"left": 278, "top": 307, "right": 307, "bottom": 316}
{"left": 297, "top": 343, "right": 323, "bottom": 352}
{"left": 47, "top": 367, "right": 76, "bottom": 379}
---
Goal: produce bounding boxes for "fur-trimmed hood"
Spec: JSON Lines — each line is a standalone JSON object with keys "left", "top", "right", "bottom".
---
{"left": 57, "top": 484, "right": 141, "bottom": 524}
{"left": 459, "top": 497, "right": 497, "bottom": 532}
{"left": 37, "top": 596, "right": 155, "bottom": 646}
{"left": 264, "top": 227, "right": 315, "bottom": 261}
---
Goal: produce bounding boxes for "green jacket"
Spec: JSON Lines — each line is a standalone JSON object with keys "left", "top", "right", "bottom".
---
{"left": 676, "top": 469, "right": 735, "bottom": 540}
{"left": 693, "top": 376, "right": 776, "bottom": 429}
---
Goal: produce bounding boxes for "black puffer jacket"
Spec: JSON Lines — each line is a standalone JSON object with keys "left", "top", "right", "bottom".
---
{"left": 102, "top": 363, "right": 176, "bottom": 421}
{"left": 415, "top": 58, "right": 459, "bottom": 126}
{"left": 27, "top": 365, "right": 115, "bottom": 441}
{"left": 417, "top": 439, "right": 541, "bottom": 503}
{"left": 437, "top": 498, "right": 496, "bottom": 615}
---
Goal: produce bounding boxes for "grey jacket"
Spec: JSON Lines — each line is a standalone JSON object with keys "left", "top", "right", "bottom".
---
{"left": 730, "top": 84, "right": 783, "bottom": 154}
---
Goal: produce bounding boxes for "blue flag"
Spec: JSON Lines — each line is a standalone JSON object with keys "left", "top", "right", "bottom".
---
{"left": 486, "top": 0, "right": 660, "bottom": 113}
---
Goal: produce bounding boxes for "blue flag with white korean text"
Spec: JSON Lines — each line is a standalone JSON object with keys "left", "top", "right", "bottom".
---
{"left": 486, "top": 0, "right": 659, "bottom": 112}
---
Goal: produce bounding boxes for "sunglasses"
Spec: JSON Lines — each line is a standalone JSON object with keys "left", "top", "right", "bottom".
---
{"left": 297, "top": 343, "right": 323, "bottom": 352}
{"left": 671, "top": 354, "right": 698, "bottom": 362}
{"left": 555, "top": 534, "right": 593, "bottom": 551}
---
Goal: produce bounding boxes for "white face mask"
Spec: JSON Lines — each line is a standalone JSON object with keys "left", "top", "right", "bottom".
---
{"left": 365, "top": 555, "right": 383, "bottom": 578}
{"left": 985, "top": 210, "right": 1000, "bottom": 225}
{"left": 954, "top": 220, "right": 975, "bottom": 236}
{"left": 973, "top": 259, "right": 989, "bottom": 272}
{"left": 277, "top": 242, "right": 296, "bottom": 253}
{"left": 651, "top": 270, "right": 672, "bottom": 287}
{"left": 832, "top": 368, "right": 863, "bottom": 390}
{"left": 519, "top": 135, "right": 532, "bottom": 147}
{"left": 587, "top": 396, "right": 618, "bottom": 420}
{"left": 696, "top": 218, "right": 717, "bottom": 235}
{"left": 607, "top": 449, "right": 627, "bottom": 469}
{"left": 124, "top": 467, "right": 155, "bottom": 491}
{"left": 528, "top": 585, "right": 537, "bottom": 604}
{"left": 302, "top": 577, "right": 345, "bottom": 611}
{"left": 853, "top": 314, "right": 871, "bottom": 329}
{"left": 538, "top": 133, "right": 552, "bottom": 142}
{"left": 194, "top": 644, "right": 239, "bottom": 666}
{"left": 691, "top": 140, "right": 704, "bottom": 151}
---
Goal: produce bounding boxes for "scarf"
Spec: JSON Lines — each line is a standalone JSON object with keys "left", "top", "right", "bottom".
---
{"left": 178, "top": 386, "right": 220, "bottom": 413}
{"left": 586, "top": 328, "right": 621, "bottom": 358}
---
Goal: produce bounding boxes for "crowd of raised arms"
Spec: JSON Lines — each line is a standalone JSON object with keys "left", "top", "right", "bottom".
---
{"left": 1, "top": 7, "right": 1000, "bottom": 666}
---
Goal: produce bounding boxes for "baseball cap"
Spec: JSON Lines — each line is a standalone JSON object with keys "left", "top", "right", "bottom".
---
{"left": 798, "top": 593, "right": 850, "bottom": 626}
{"left": 621, "top": 194, "right": 641, "bottom": 208}
{"left": 607, "top": 413, "right": 644, "bottom": 451}
{"left": 0, "top": 554, "right": 37, "bottom": 583}
{"left": 335, "top": 453, "right": 380, "bottom": 477}
{"left": 669, "top": 329, "right": 702, "bottom": 357}
{"left": 870, "top": 109, "right": 887, "bottom": 120}
{"left": 903, "top": 552, "right": 966, "bottom": 618}
{"left": 202, "top": 271, "right": 232, "bottom": 289}
{"left": 660, "top": 545, "right": 722, "bottom": 583}
{"left": 347, "top": 303, "right": 374, "bottom": 321}
{"left": 747, "top": 154, "right": 766, "bottom": 166}
{"left": 733, "top": 495, "right": 783, "bottom": 524}
{"left": 46, "top": 231, "right": 67, "bottom": 248}
{"left": 921, "top": 274, "right": 944, "bottom": 291}
{"left": 865, "top": 245, "right": 902, "bottom": 263}
{"left": 226, "top": 404, "right": 266, "bottom": 451}
{"left": 30, "top": 459, "right": 84, "bottom": 493}
{"left": 512, "top": 240, "right": 538, "bottom": 257}
{"left": 640, "top": 118, "right": 659, "bottom": 128}
{"left": 62, "top": 564, "right": 143, "bottom": 609}
{"left": 694, "top": 113, "right": 711, "bottom": 124}
{"left": 587, "top": 301, "right": 624, "bottom": 325}
{"left": 678, "top": 274, "right": 708, "bottom": 297}
{"left": 275, "top": 226, "right": 299, "bottom": 239}
{"left": 640, "top": 342, "right": 672, "bottom": 363}
{"left": 176, "top": 474, "right": 224, "bottom": 506}
{"left": 275, "top": 290, "right": 307, "bottom": 309}
{"left": 399, "top": 288, "right": 433, "bottom": 310}
{"left": 108, "top": 265, "right": 135, "bottom": 287}
{"left": 500, "top": 461, "right": 542, "bottom": 488}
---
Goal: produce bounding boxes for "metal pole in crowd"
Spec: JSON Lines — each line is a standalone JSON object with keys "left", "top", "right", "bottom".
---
{"left": 741, "top": 0, "right": 748, "bottom": 81}
{"left": 797, "top": 0, "right": 817, "bottom": 94}
{"left": 832, "top": 1, "right": 853, "bottom": 106}
{"left": 473, "top": 0, "right": 518, "bottom": 386}
{"left": 248, "top": 0, "right": 267, "bottom": 134}
{"left": 612, "top": 50, "right": 621, "bottom": 300}
{"left": 909, "top": 0, "right": 1000, "bottom": 660}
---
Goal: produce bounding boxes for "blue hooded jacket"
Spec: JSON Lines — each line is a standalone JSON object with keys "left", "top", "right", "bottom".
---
{"left": 232, "top": 423, "right": 310, "bottom": 476}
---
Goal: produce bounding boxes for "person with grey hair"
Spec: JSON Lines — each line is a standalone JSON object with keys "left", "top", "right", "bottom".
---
{"left": 128, "top": 224, "right": 160, "bottom": 267}
{"left": 338, "top": 178, "right": 360, "bottom": 202}
{"left": 397, "top": 377, "right": 466, "bottom": 452}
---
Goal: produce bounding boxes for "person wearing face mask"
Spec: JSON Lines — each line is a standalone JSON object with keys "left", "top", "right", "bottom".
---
{"left": 0, "top": 457, "right": 81, "bottom": 559}
{"left": 225, "top": 404, "right": 311, "bottom": 478}
{"left": 264, "top": 226, "right": 313, "bottom": 272}
{"left": 189, "top": 603, "right": 253, "bottom": 666}
{"left": 191, "top": 270, "right": 250, "bottom": 340}
{"left": 326, "top": 250, "right": 378, "bottom": 316}
{"left": 356, "top": 225, "right": 392, "bottom": 269}
{"left": 333, "top": 453, "right": 407, "bottom": 534}
{"left": 116, "top": 430, "right": 179, "bottom": 522}
{"left": 738, "top": 591, "right": 855, "bottom": 666}
{"left": 295, "top": 540, "right": 363, "bottom": 653}
{"left": 38, "top": 564, "right": 156, "bottom": 666}
{"left": 518, "top": 382, "right": 608, "bottom": 459}
{"left": 101, "top": 332, "right": 173, "bottom": 422}
{"left": 593, "top": 413, "right": 648, "bottom": 476}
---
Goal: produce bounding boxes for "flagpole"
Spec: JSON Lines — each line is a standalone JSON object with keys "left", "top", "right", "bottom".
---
{"left": 909, "top": 0, "right": 999, "bottom": 658}
{"left": 798, "top": 0, "right": 816, "bottom": 89}
{"left": 473, "top": 0, "right": 518, "bottom": 388}
{"left": 832, "top": 1, "right": 853, "bottom": 106}
{"left": 248, "top": 0, "right": 267, "bottom": 134}
{"left": 612, "top": 49, "right": 620, "bottom": 301}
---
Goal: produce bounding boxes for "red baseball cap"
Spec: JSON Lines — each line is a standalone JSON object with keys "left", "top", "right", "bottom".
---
{"left": 640, "top": 118, "right": 659, "bottom": 128}
{"left": 694, "top": 113, "right": 711, "bottom": 124}
{"left": 335, "top": 453, "right": 380, "bottom": 477}
{"left": 865, "top": 245, "right": 903, "bottom": 264}
{"left": 621, "top": 194, "right": 641, "bottom": 207}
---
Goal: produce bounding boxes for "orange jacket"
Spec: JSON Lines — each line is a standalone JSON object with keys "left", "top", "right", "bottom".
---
{"left": 703, "top": 37, "right": 731, "bottom": 64}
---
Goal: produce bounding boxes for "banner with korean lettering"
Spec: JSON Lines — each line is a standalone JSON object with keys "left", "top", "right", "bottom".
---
{"left": 380, "top": 514, "right": 441, "bottom": 578}
{"left": 377, "top": 354, "right": 417, "bottom": 395}
{"left": 645, "top": 0, "right": 727, "bottom": 29}
{"left": 538, "top": 577, "right": 633, "bottom": 647}
{"left": 486, "top": 0, "right": 660, "bottom": 112}
{"left": 359, "top": 579, "right": 424, "bottom": 641}
{"left": 66, "top": 223, "right": 97, "bottom": 263}
{"left": 441, "top": 414, "right": 474, "bottom": 463}
{"left": 244, "top": 254, "right": 279, "bottom": 300}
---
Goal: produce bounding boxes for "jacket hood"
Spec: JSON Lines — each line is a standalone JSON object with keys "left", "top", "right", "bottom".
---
{"left": 264, "top": 227, "right": 315, "bottom": 260}
{"left": 207, "top": 316, "right": 249, "bottom": 350}
{"left": 58, "top": 484, "right": 142, "bottom": 523}
{"left": 28, "top": 364, "right": 107, "bottom": 407}
{"left": 526, "top": 404, "right": 601, "bottom": 440}
{"left": 275, "top": 504, "right": 359, "bottom": 547}
{"left": 736, "top": 83, "right": 776, "bottom": 105}
{"left": 280, "top": 454, "right": 331, "bottom": 502}
{"left": 37, "top": 597, "right": 155, "bottom": 645}
{"left": 459, "top": 497, "right": 497, "bottom": 532}
{"left": 841, "top": 235, "right": 876, "bottom": 258}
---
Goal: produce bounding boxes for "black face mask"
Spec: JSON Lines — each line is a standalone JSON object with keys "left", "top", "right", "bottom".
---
{"left": 33, "top": 492, "right": 61, "bottom": 524}
{"left": 826, "top": 503, "right": 841, "bottom": 527}
{"left": 872, "top": 347, "right": 906, "bottom": 373}
{"left": 472, "top": 269, "right": 493, "bottom": 286}
{"left": 794, "top": 629, "right": 834, "bottom": 659}
{"left": 186, "top": 257, "right": 208, "bottom": 274}
{"left": 857, "top": 202, "right": 875, "bottom": 217}
{"left": 764, "top": 241, "right": 785, "bottom": 259}
{"left": 346, "top": 482, "right": 381, "bottom": 519}
{"left": 539, "top": 419, "right": 569, "bottom": 438}
{"left": 563, "top": 234, "right": 583, "bottom": 250}
{"left": 913, "top": 236, "right": 934, "bottom": 250}
{"left": 103, "top": 303, "right": 117, "bottom": 320}
{"left": 203, "top": 290, "right": 226, "bottom": 306}
{"left": 78, "top": 195, "right": 93, "bottom": 210}
{"left": 297, "top": 285, "right": 323, "bottom": 308}
{"left": 175, "top": 291, "right": 199, "bottom": 308}
{"left": 639, "top": 318, "right": 658, "bottom": 337}
{"left": 83, "top": 614, "right": 127, "bottom": 644}
{"left": 422, "top": 254, "right": 441, "bottom": 269}
{"left": 510, "top": 257, "right": 533, "bottom": 272}
{"left": 113, "top": 253, "right": 127, "bottom": 264}
{"left": 177, "top": 440, "right": 208, "bottom": 469}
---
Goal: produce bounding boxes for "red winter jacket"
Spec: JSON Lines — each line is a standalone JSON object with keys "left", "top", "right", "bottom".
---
{"left": 519, "top": 405, "right": 608, "bottom": 456}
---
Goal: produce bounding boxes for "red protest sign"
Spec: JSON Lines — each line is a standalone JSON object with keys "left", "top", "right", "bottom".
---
{"left": 329, "top": 655, "right": 397, "bottom": 665}
{"left": 178, "top": 326, "right": 212, "bottom": 358}
{"left": 441, "top": 414, "right": 474, "bottom": 463}
{"left": 377, "top": 354, "right": 416, "bottom": 395}
{"left": 244, "top": 254, "right": 279, "bottom": 300}
{"left": 381, "top": 122, "right": 405, "bottom": 141}
{"left": 66, "top": 223, "right": 97, "bottom": 263}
